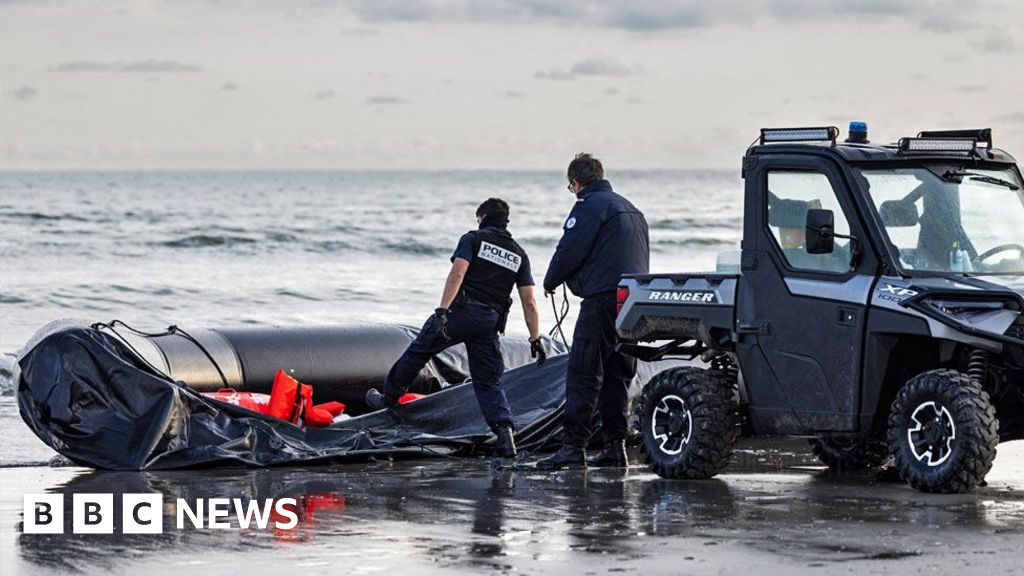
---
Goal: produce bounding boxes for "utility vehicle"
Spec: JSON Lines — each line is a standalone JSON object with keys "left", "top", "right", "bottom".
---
{"left": 616, "top": 124, "right": 1024, "bottom": 493}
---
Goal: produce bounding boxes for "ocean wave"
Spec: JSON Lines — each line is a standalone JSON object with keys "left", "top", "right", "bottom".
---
{"left": 265, "top": 231, "right": 299, "bottom": 243}
{"left": 159, "top": 234, "right": 259, "bottom": 248}
{"left": 648, "top": 217, "right": 743, "bottom": 230}
{"left": 0, "top": 353, "right": 16, "bottom": 396}
{"left": 122, "top": 210, "right": 168, "bottom": 224}
{"left": 653, "top": 237, "right": 739, "bottom": 248}
{"left": 516, "top": 235, "right": 561, "bottom": 247}
{"left": 274, "top": 289, "right": 323, "bottom": 301}
{"left": 382, "top": 240, "right": 448, "bottom": 256}
{"left": 0, "top": 461, "right": 59, "bottom": 469}
{"left": 307, "top": 240, "right": 357, "bottom": 253}
{"left": 157, "top": 230, "right": 344, "bottom": 250}
{"left": 109, "top": 284, "right": 145, "bottom": 294}
{"left": 0, "top": 211, "right": 90, "bottom": 223}
{"left": 327, "top": 223, "right": 367, "bottom": 234}
{"left": 0, "top": 294, "right": 29, "bottom": 304}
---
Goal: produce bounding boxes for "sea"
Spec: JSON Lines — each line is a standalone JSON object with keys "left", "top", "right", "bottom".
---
{"left": 0, "top": 170, "right": 743, "bottom": 464}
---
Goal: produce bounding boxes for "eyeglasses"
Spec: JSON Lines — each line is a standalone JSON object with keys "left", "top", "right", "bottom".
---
{"left": 566, "top": 183, "right": 574, "bottom": 192}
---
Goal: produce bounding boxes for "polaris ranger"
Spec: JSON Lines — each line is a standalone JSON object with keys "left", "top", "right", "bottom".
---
{"left": 616, "top": 124, "right": 1024, "bottom": 493}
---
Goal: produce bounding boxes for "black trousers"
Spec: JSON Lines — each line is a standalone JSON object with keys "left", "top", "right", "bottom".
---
{"left": 563, "top": 293, "right": 637, "bottom": 447}
{"left": 383, "top": 303, "right": 512, "bottom": 429}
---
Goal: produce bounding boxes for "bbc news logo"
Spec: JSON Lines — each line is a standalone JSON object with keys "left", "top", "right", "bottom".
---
{"left": 24, "top": 494, "right": 299, "bottom": 534}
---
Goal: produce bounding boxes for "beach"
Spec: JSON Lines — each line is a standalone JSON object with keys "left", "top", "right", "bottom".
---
{"left": 2, "top": 170, "right": 1022, "bottom": 574}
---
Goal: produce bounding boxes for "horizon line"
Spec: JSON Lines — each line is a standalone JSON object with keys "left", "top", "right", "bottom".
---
{"left": 0, "top": 167, "right": 737, "bottom": 174}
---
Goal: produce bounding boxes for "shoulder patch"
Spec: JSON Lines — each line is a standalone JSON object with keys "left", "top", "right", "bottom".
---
{"left": 565, "top": 217, "right": 577, "bottom": 229}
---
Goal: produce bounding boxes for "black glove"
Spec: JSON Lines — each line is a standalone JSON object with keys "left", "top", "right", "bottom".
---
{"left": 434, "top": 308, "right": 450, "bottom": 340}
{"left": 530, "top": 337, "right": 547, "bottom": 365}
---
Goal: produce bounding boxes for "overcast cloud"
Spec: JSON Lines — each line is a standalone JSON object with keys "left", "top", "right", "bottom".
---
{"left": 12, "top": 85, "right": 39, "bottom": 101}
{"left": 535, "top": 57, "right": 643, "bottom": 80}
{"left": 343, "top": 0, "right": 976, "bottom": 31}
{"left": 54, "top": 59, "right": 202, "bottom": 73}
{"left": 366, "top": 95, "right": 408, "bottom": 105}
{"left": 0, "top": 0, "right": 1021, "bottom": 169}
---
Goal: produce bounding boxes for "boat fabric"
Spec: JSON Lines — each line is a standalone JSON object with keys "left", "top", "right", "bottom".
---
{"left": 18, "top": 325, "right": 670, "bottom": 470}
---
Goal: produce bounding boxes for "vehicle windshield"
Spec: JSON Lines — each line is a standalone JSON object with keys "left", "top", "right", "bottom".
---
{"left": 860, "top": 165, "right": 1024, "bottom": 275}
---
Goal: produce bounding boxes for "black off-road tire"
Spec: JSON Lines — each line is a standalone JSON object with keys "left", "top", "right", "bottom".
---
{"left": 638, "top": 366, "right": 740, "bottom": 479}
{"left": 888, "top": 369, "right": 999, "bottom": 494}
{"left": 808, "top": 436, "right": 889, "bottom": 470}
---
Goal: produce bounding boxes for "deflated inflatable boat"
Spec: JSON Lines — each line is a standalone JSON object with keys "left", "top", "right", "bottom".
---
{"left": 17, "top": 321, "right": 670, "bottom": 470}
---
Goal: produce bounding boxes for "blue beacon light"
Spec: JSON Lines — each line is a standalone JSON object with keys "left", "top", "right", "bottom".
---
{"left": 846, "top": 121, "right": 870, "bottom": 143}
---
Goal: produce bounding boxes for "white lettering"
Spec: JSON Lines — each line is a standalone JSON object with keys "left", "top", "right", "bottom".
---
{"left": 477, "top": 241, "right": 521, "bottom": 272}
{"left": 23, "top": 494, "right": 63, "bottom": 534}
{"left": 123, "top": 494, "right": 164, "bottom": 534}
{"left": 208, "top": 498, "right": 231, "bottom": 529}
{"left": 73, "top": 494, "right": 113, "bottom": 534}
{"left": 647, "top": 291, "right": 716, "bottom": 303}
{"left": 273, "top": 498, "right": 299, "bottom": 530}
{"left": 882, "top": 284, "right": 918, "bottom": 297}
{"left": 25, "top": 495, "right": 314, "bottom": 533}
{"left": 234, "top": 499, "right": 274, "bottom": 530}
{"left": 176, "top": 499, "right": 204, "bottom": 529}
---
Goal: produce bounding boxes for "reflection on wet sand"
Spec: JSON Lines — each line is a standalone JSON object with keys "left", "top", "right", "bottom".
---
{"left": 11, "top": 439, "right": 1024, "bottom": 575}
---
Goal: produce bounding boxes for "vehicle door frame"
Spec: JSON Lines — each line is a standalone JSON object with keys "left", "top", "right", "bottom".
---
{"left": 737, "top": 151, "right": 880, "bottom": 434}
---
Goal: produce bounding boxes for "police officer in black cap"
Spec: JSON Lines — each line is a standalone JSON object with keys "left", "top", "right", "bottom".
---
{"left": 536, "top": 153, "right": 650, "bottom": 470}
{"left": 366, "top": 198, "right": 546, "bottom": 461}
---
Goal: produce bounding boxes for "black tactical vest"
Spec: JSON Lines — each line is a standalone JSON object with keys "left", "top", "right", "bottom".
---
{"left": 461, "top": 229, "right": 528, "bottom": 313}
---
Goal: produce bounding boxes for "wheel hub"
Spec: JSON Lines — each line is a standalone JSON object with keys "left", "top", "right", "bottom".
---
{"left": 651, "top": 394, "right": 692, "bottom": 456}
{"left": 907, "top": 401, "right": 956, "bottom": 467}
{"left": 669, "top": 413, "right": 687, "bottom": 435}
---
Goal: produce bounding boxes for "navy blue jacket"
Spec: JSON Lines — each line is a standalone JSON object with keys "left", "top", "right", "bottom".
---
{"left": 544, "top": 180, "right": 650, "bottom": 298}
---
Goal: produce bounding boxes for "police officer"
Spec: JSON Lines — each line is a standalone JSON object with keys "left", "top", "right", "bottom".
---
{"left": 366, "top": 198, "right": 546, "bottom": 461}
{"left": 536, "top": 154, "right": 650, "bottom": 470}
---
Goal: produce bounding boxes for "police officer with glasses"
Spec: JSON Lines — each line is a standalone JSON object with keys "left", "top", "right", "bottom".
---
{"left": 536, "top": 154, "right": 650, "bottom": 470}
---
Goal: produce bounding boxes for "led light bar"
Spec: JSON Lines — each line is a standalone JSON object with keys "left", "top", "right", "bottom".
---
{"left": 898, "top": 137, "right": 977, "bottom": 155}
{"left": 919, "top": 128, "right": 993, "bottom": 150}
{"left": 760, "top": 126, "right": 839, "bottom": 145}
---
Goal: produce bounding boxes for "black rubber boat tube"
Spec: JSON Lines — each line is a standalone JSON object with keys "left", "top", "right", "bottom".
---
{"left": 101, "top": 323, "right": 551, "bottom": 412}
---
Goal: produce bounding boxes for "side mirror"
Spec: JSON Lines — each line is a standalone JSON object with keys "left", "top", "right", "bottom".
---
{"left": 805, "top": 209, "right": 836, "bottom": 255}
{"left": 879, "top": 200, "right": 919, "bottom": 227}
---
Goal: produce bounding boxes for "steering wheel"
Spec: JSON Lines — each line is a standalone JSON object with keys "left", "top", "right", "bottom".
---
{"left": 975, "top": 243, "right": 1024, "bottom": 264}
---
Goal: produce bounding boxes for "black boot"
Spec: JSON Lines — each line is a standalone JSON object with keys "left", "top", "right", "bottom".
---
{"left": 365, "top": 388, "right": 397, "bottom": 411}
{"left": 586, "top": 439, "right": 628, "bottom": 468}
{"left": 535, "top": 444, "right": 586, "bottom": 470}
{"left": 495, "top": 425, "right": 517, "bottom": 459}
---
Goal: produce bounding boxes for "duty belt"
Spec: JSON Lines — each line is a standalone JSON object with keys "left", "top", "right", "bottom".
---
{"left": 460, "top": 291, "right": 512, "bottom": 313}
{"left": 461, "top": 293, "right": 502, "bottom": 313}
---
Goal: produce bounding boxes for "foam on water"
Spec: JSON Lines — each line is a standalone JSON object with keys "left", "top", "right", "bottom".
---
{"left": 0, "top": 354, "right": 14, "bottom": 396}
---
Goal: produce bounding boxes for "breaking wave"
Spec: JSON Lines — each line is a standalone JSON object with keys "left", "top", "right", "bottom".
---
{"left": 159, "top": 234, "right": 260, "bottom": 248}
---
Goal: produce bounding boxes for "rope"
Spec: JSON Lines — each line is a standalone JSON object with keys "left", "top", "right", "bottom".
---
{"left": 548, "top": 285, "right": 572, "bottom": 352}
{"left": 166, "top": 325, "right": 230, "bottom": 389}
{"left": 91, "top": 320, "right": 174, "bottom": 381}
{"left": 92, "top": 320, "right": 230, "bottom": 389}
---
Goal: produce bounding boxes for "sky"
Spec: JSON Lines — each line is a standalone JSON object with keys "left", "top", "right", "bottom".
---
{"left": 1, "top": 0, "right": 1022, "bottom": 170}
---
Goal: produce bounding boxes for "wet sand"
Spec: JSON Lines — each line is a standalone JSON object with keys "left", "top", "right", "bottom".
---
{"left": 2, "top": 439, "right": 1022, "bottom": 575}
